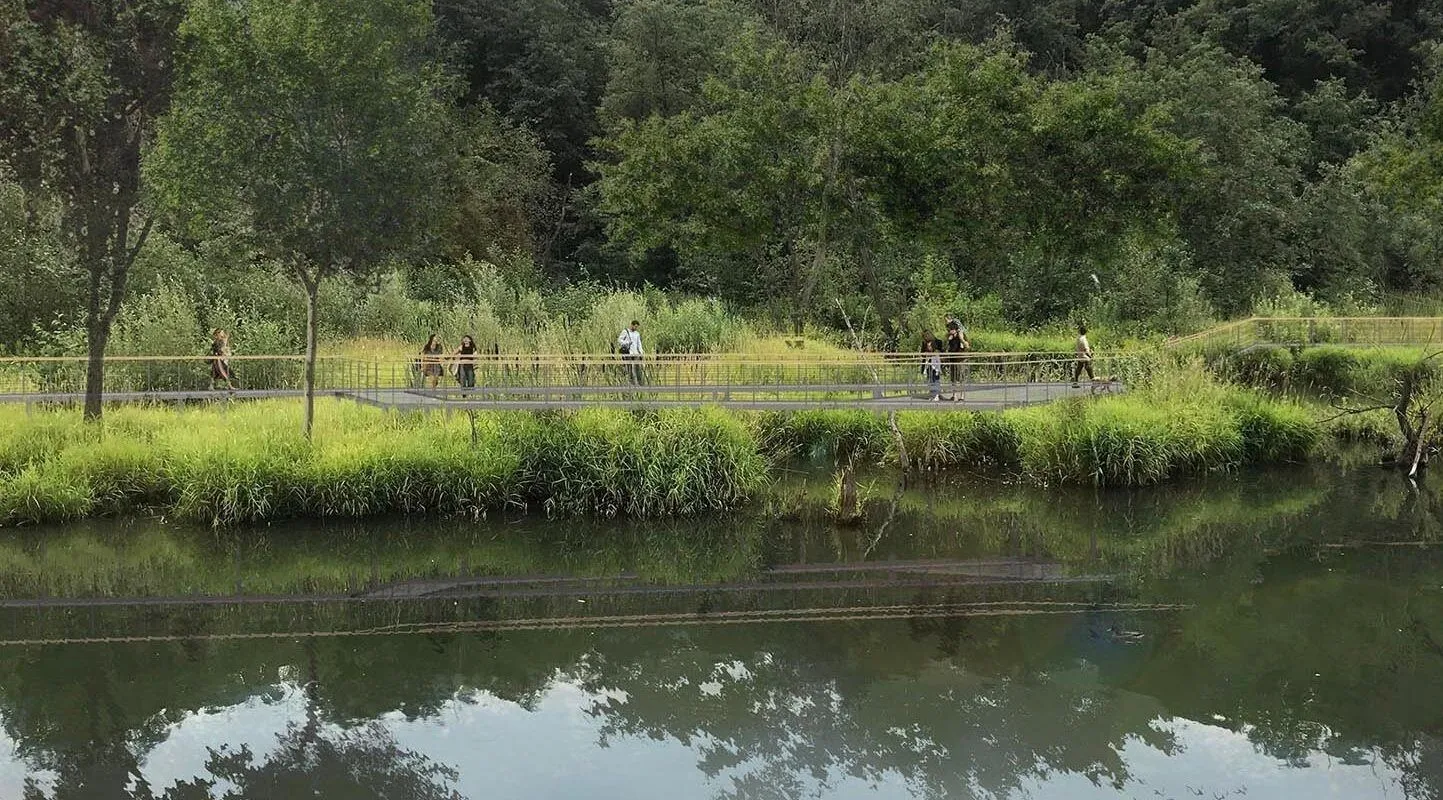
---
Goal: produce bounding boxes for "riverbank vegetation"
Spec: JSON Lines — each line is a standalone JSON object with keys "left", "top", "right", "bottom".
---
{"left": 4, "top": 0, "right": 1443, "bottom": 417}
{"left": 0, "top": 403, "right": 766, "bottom": 526}
{"left": 0, "top": 362, "right": 1323, "bottom": 526}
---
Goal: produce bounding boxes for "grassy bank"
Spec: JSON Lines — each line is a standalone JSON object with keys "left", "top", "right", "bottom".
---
{"left": 756, "top": 369, "right": 1318, "bottom": 485}
{"left": 0, "top": 403, "right": 765, "bottom": 526}
{"left": 0, "top": 370, "right": 1323, "bottom": 527}
{"left": 1217, "top": 345, "right": 1441, "bottom": 400}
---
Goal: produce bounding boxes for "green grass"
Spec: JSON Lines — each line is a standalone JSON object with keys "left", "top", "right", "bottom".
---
{"left": 1219, "top": 345, "right": 1442, "bottom": 400}
{"left": 0, "top": 363, "right": 1332, "bottom": 527}
{"left": 753, "top": 366, "right": 1319, "bottom": 486}
{"left": 0, "top": 402, "right": 768, "bottom": 527}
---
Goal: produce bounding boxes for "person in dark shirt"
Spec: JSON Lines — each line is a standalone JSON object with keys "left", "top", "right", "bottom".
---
{"left": 455, "top": 335, "right": 478, "bottom": 389}
{"left": 944, "top": 319, "right": 970, "bottom": 402}
{"left": 419, "top": 334, "right": 445, "bottom": 389}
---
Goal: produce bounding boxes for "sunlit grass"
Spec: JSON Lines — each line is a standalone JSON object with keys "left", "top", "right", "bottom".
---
{"left": 0, "top": 401, "right": 768, "bottom": 527}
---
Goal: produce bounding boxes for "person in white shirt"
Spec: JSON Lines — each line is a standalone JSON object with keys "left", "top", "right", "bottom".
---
{"left": 1072, "top": 323, "right": 1094, "bottom": 388}
{"left": 617, "top": 320, "right": 644, "bottom": 384}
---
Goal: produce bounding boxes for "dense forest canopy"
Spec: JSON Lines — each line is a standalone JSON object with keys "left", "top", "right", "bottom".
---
{"left": 2, "top": 0, "right": 1443, "bottom": 356}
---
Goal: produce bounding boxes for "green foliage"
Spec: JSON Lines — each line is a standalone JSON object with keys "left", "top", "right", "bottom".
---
{"left": 9, "top": 0, "right": 1443, "bottom": 361}
{"left": 0, "top": 178, "right": 77, "bottom": 350}
{"left": 0, "top": 403, "right": 769, "bottom": 527}
{"left": 752, "top": 410, "right": 890, "bottom": 463}
{"left": 1221, "top": 345, "right": 1443, "bottom": 402}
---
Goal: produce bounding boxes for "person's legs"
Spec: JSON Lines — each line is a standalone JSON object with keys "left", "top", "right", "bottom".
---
{"left": 1072, "top": 360, "right": 1082, "bottom": 387}
{"left": 1083, "top": 360, "right": 1095, "bottom": 382}
{"left": 929, "top": 371, "right": 941, "bottom": 400}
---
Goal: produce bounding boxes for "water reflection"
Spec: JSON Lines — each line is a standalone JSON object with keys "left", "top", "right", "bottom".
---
{"left": 0, "top": 459, "right": 1418, "bottom": 602}
{"left": 2, "top": 458, "right": 1443, "bottom": 798}
{"left": 4, "top": 599, "right": 1438, "bottom": 799}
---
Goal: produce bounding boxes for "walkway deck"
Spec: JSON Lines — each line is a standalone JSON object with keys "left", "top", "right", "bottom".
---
{"left": 0, "top": 381, "right": 1120, "bottom": 411}
{"left": 343, "top": 380, "right": 1118, "bottom": 412}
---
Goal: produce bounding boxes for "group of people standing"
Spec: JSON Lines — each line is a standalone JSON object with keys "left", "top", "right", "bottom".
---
{"left": 918, "top": 320, "right": 972, "bottom": 402}
{"left": 919, "top": 321, "right": 1095, "bottom": 402}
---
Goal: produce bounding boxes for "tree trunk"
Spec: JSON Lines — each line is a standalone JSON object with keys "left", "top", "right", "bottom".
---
{"left": 835, "top": 462, "right": 860, "bottom": 524}
{"left": 1410, "top": 410, "right": 1430, "bottom": 477}
{"left": 83, "top": 321, "right": 110, "bottom": 422}
{"left": 303, "top": 281, "right": 320, "bottom": 440}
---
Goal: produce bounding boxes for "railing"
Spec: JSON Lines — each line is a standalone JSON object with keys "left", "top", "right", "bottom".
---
{"left": 1167, "top": 316, "right": 1443, "bottom": 352}
{"left": 0, "top": 352, "right": 1132, "bottom": 410}
{"left": 10, "top": 316, "right": 1443, "bottom": 409}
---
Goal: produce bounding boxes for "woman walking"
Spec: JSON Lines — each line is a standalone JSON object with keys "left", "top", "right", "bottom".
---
{"left": 455, "top": 334, "right": 478, "bottom": 389}
{"left": 1072, "top": 324, "right": 1095, "bottom": 388}
{"left": 920, "top": 331, "right": 943, "bottom": 402}
{"left": 419, "top": 334, "right": 446, "bottom": 389}
{"left": 210, "top": 329, "right": 237, "bottom": 391}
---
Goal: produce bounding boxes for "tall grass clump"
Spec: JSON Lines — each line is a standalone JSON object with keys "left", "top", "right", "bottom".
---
{"left": 752, "top": 410, "right": 889, "bottom": 463}
{"left": 894, "top": 412, "right": 1022, "bottom": 471}
{"left": 1010, "top": 365, "right": 1316, "bottom": 485}
{"left": 0, "top": 402, "right": 767, "bottom": 527}
{"left": 514, "top": 407, "right": 765, "bottom": 517}
{"left": 879, "top": 363, "right": 1317, "bottom": 486}
{"left": 1015, "top": 395, "right": 1246, "bottom": 485}
{"left": 1221, "top": 345, "right": 1442, "bottom": 401}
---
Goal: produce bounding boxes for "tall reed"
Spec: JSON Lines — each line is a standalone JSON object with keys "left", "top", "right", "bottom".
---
{"left": 0, "top": 402, "right": 768, "bottom": 527}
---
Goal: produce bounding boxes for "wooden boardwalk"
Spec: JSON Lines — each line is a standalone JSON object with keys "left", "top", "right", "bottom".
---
{"left": 343, "top": 380, "right": 1118, "bottom": 412}
{"left": 0, "top": 380, "right": 1122, "bottom": 412}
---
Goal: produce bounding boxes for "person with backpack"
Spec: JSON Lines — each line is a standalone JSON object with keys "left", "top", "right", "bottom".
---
{"left": 616, "top": 320, "right": 644, "bottom": 385}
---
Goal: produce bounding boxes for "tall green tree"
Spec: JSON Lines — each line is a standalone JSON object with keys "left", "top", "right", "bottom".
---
{"left": 436, "top": 0, "right": 609, "bottom": 183}
{"left": 1354, "top": 54, "right": 1443, "bottom": 290}
{"left": 597, "top": 32, "right": 882, "bottom": 323}
{"left": 0, "top": 0, "right": 184, "bottom": 420}
{"left": 1106, "top": 37, "right": 1310, "bottom": 312}
{"left": 149, "top": 0, "right": 450, "bottom": 437}
{"left": 601, "top": 0, "right": 746, "bottom": 123}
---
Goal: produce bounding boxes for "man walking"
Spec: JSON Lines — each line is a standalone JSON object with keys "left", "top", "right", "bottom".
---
{"left": 617, "top": 320, "right": 644, "bottom": 385}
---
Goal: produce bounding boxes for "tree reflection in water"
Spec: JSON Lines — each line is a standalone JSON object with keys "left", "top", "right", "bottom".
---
{"left": 4, "top": 460, "right": 1443, "bottom": 798}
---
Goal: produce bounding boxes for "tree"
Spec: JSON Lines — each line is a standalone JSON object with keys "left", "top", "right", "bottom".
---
{"left": 1105, "top": 36, "right": 1311, "bottom": 313}
{"left": 435, "top": 0, "right": 609, "bottom": 184}
{"left": 597, "top": 32, "right": 868, "bottom": 316}
{"left": 1353, "top": 52, "right": 1443, "bottom": 291}
{"left": 149, "top": 0, "right": 450, "bottom": 438}
{"left": 0, "top": 0, "right": 185, "bottom": 420}
{"left": 600, "top": 0, "right": 746, "bottom": 124}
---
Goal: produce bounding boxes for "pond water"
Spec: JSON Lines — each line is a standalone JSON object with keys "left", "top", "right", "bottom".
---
{"left": 1, "top": 457, "right": 1442, "bottom": 799}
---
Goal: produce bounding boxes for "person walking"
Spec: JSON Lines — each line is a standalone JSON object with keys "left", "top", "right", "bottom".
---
{"left": 920, "top": 331, "right": 943, "bottom": 402}
{"left": 210, "top": 329, "right": 237, "bottom": 391}
{"left": 944, "top": 319, "right": 970, "bottom": 402}
{"left": 455, "top": 335, "right": 478, "bottom": 389}
{"left": 617, "top": 320, "right": 644, "bottom": 385}
{"left": 419, "top": 334, "right": 446, "bottom": 389}
{"left": 1072, "top": 323, "right": 1095, "bottom": 388}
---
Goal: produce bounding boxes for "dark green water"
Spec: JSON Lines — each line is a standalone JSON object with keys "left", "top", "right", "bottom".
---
{"left": 2, "top": 458, "right": 1442, "bottom": 798}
